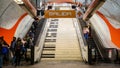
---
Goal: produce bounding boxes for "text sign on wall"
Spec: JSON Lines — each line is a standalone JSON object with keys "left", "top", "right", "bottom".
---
{"left": 44, "top": 10, "right": 76, "bottom": 18}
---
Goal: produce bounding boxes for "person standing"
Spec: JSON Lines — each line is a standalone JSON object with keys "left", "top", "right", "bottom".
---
{"left": 10, "top": 37, "right": 16, "bottom": 56}
{"left": 83, "top": 26, "right": 89, "bottom": 40}
{"left": 10, "top": 37, "right": 16, "bottom": 65}
{"left": 21, "top": 38, "right": 27, "bottom": 59}
{"left": 14, "top": 38, "right": 22, "bottom": 66}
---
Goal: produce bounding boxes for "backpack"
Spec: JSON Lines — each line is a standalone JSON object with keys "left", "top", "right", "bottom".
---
{"left": 2, "top": 47, "right": 8, "bottom": 55}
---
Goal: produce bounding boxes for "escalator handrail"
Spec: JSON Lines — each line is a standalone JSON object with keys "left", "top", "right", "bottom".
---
{"left": 35, "top": 18, "right": 46, "bottom": 46}
{"left": 76, "top": 18, "right": 89, "bottom": 62}
{"left": 78, "top": 19, "right": 88, "bottom": 46}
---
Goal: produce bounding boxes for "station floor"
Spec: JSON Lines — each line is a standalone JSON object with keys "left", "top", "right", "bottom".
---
{"left": 3, "top": 61, "right": 120, "bottom": 68}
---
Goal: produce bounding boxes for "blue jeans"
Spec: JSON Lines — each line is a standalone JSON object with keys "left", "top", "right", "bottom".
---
{"left": 84, "top": 33, "right": 89, "bottom": 39}
{"left": 0, "top": 55, "right": 3, "bottom": 68}
{"left": 12, "top": 56, "right": 16, "bottom": 65}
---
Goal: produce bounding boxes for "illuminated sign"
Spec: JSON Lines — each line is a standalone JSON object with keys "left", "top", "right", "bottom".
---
{"left": 14, "top": 0, "right": 23, "bottom": 4}
{"left": 44, "top": 10, "right": 76, "bottom": 18}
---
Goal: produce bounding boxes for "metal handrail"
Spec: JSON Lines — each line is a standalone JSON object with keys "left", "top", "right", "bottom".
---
{"left": 35, "top": 18, "right": 46, "bottom": 46}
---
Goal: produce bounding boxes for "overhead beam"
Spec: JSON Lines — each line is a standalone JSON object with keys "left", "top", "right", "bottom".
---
{"left": 83, "top": 0, "right": 106, "bottom": 21}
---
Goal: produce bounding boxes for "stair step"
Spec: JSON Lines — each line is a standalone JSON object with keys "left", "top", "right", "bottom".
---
{"left": 45, "top": 39, "right": 56, "bottom": 42}
{"left": 45, "top": 37, "right": 57, "bottom": 39}
{"left": 42, "top": 51, "right": 55, "bottom": 54}
{"left": 43, "top": 46, "right": 55, "bottom": 48}
{"left": 44, "top": 44, "right": 56, "bottom": 48}
{"left": 41, "top": 54, "right": 55, "bottom": 58}
{"left": 43, "top": 48, "right": 55, "bottom": 50}
{"left": 41, "top": 58, "right": 82, "bottom": 61}
{"left": 55, "top": 54, "right": 81, "bottom": 57}
{"left": 42, "top": 50, "right": 81, "bottom": 55}
{"left": 44, "top": 42, "right": 56, "bottom": 44}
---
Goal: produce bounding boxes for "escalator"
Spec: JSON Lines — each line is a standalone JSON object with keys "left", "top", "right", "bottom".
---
{"left": 87, "top": 37, "right": 103, "bottom": 64}
{"left": 79, "top": 18, "right": 119, "bottom": 64}
{"left": 78, "top": 19, "right": 103, "bottom": 64}
{"left": 91, "top": 26, "right": 118, "bottom": 63}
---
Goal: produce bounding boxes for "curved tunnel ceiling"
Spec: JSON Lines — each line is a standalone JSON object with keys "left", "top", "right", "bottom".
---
{"left": 95, "top": 0, "right": 120, "bottom": 48}
{"left": 99, "top": 0, "right": 120, "bottom": 26}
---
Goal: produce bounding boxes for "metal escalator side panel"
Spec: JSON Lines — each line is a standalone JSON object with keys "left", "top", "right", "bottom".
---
{"left": 34, "top": 18, "right": 48, "bottom": 62}
{"left": 74, "top": 18, "right": 88, "bottom": 62}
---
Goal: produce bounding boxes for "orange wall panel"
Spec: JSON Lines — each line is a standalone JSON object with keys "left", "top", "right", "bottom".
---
{"left": 0, "top": 13, "right": 28, "bottom": 45}
{"left": 97, "top": 11, "right": 120, "bottom": 48}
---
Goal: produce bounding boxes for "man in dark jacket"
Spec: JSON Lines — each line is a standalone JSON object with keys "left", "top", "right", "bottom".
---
{"left": 10, "top": 37, "right": 16, "bottom": 56}
{"left": 14, "top": 38, "right": 22, "bottom": 66}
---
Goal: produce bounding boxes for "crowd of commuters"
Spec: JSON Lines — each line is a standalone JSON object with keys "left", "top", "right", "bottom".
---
{"left": 0, "top": 20, "right": 38, "bottom": 68}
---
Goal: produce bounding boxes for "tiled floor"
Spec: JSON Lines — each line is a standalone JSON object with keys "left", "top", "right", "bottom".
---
{"left": 3, "top": 61, "right": 120, "bottom": 68}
